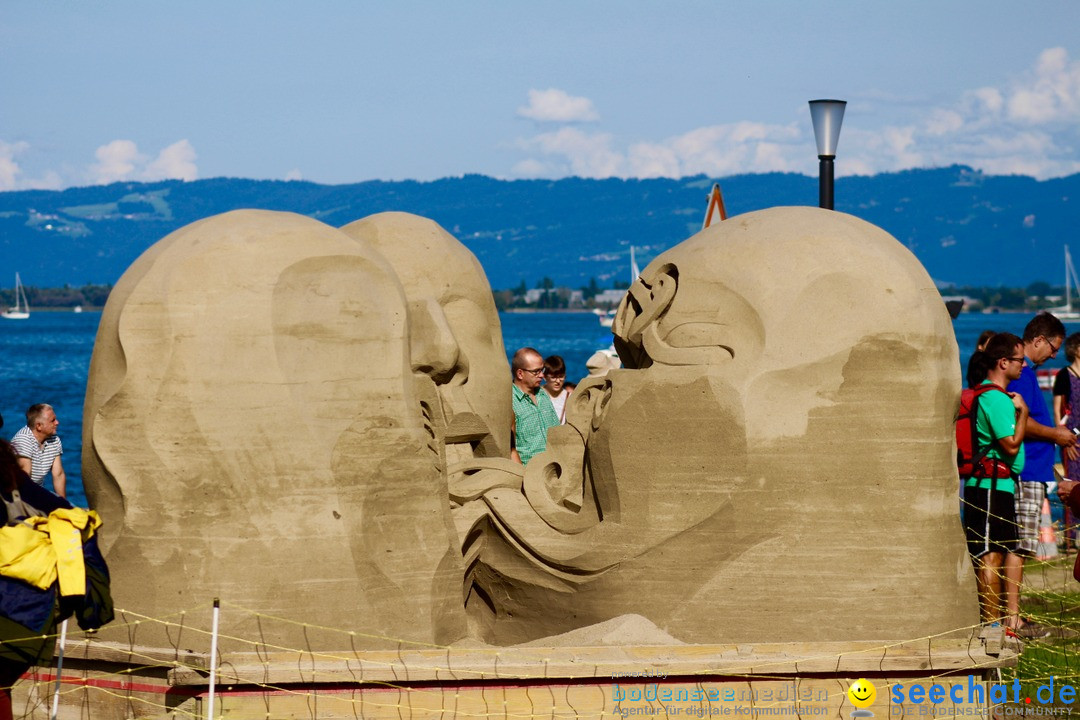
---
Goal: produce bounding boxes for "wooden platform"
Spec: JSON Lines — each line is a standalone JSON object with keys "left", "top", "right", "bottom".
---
{"left": 11, "top": 631, "right": 1017, "bottom": 719}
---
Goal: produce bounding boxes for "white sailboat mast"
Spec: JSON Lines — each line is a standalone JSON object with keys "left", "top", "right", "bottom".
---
{"left": 1069, "top": 246, "right": 1073, "bottom": 314}
{"left": 15, "top": 272, "right": 25, "bottom": 312}
{"left": 1067, "top": 246, "right": 1080, "bottom": 314}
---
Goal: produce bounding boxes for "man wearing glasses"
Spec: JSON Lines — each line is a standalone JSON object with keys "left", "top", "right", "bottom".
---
{"left": 510, "top": 347, "right": 559, "bottom": 465}
{"left": 1006, "top": 313, "right": 1075, "bottom": 636}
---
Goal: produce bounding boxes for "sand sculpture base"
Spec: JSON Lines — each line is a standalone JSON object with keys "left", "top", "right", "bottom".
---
{"left": 13, "top": 631, "right": 1015, "bottom": 720}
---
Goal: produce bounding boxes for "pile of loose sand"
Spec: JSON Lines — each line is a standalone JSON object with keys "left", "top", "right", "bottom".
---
{"left": 517, "top": 614, "right": 685, "bottom": 647}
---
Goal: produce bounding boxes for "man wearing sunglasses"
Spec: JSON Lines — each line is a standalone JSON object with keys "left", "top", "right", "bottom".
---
{"left": 1006, "top": 313, "right": 1074, "bottom": 636}
{"left": 510, "top": 347, "right": 560, "bottom": 465}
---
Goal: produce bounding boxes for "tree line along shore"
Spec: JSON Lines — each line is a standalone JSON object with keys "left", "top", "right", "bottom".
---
{"left": 496, "top": 278, "right": 1073, "bottom": 313}
{"left": 0, "top": 283, "right": 111, "bottom": 310}
{"left": 0, "top": 281, "right": 1065, "bottom": 314}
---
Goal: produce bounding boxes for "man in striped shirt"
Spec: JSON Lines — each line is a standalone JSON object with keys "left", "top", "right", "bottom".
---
{"left": 10, "top": 403, "right": 66, "bottom": 498}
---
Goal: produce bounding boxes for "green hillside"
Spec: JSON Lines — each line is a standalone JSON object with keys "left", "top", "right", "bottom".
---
{"left": 1, "top": 167, "right": 1077, "bottom": 290}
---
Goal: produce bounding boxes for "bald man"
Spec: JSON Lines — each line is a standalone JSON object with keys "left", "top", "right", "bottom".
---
{"left": 510, "top": 347, "right": 559, "bottom": 465}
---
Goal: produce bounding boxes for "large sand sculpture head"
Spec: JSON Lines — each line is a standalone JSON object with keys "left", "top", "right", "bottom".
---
{"left": 83, "top": 210, "right": 469, "bottom": 649}
{"left": 464, "top": 207, "right": 975, "bottom": 644}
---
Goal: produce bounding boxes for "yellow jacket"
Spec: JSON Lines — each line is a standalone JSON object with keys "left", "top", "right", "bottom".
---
{"left": 0, "top": 508, "right": 102, "bottom": 596}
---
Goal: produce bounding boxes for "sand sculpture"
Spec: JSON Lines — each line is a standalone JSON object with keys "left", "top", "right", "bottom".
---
{"left": 457, "top": 206, "right": 976, "bottom": 644}
{"left": 83, "top": 210, "right": 483, "bottom": 649}
{"left": 83, "top": 205, "right": 976, "bottom": 652}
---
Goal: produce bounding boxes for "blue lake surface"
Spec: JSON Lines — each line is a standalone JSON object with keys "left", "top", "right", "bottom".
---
{"left": 0, "top": 309, "right": 1067, "bottom": 508}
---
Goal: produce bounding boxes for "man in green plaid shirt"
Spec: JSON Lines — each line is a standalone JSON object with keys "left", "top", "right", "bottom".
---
{"left": 510, "top": 347, "right": 560, "bottom": 465}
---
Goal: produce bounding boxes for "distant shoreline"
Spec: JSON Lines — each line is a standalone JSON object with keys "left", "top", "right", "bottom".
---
{"left": 13, "top": 307, "right": 1046, "bottom": 316}
{"left": 501, "top": 308, "right": 598, "bottom": 314}
{"left": 19, "top": 307, "right": 104, "bottom": 313}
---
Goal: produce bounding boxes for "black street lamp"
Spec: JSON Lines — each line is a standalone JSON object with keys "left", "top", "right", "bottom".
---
{"left": 808, "top": 99, "right": 846, "bottom": 210}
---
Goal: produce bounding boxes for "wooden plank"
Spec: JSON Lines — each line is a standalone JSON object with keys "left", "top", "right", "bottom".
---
{"left": 168, "top": 636, "right": 1011, "bottom": 687}
{"left": 60, "top": 637, "right": 210, "bottom": 668}
{"left": 12, "top": 639, "right": 1011, "bottom": 720}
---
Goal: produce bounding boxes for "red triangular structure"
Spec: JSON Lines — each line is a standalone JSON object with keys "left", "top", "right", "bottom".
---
{"left": 702, "top": 183, "right": 727, "bottom": 229}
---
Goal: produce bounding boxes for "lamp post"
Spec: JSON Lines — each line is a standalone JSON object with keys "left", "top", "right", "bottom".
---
{"left": 808, "top": 99, "right": 846, "bottom": 210}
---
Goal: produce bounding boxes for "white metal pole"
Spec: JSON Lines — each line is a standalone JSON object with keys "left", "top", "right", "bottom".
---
{"left": 49, "top": 618, "right": 68, "bottom": 720}
{"left": 207, "top": 598, "right": 220, "bottom": 720}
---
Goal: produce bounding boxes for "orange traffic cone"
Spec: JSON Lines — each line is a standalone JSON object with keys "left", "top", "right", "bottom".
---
{"left": 1037, "top": 497, "right": 1058, "bottom": 560}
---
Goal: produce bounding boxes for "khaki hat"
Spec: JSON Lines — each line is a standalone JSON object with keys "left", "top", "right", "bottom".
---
{"left": 586, "top": 350, "right": 620, "bottom": 376}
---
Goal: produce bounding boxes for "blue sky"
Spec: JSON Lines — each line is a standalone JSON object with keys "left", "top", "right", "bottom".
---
{"left": 3, "top": 1, "right": 1080, "bottom": 190}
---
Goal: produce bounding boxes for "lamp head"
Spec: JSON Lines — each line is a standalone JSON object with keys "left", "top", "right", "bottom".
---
{"left": 809, "top": 99, "right": 847, "bottom": 157}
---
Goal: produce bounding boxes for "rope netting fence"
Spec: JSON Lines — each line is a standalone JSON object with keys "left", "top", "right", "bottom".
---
{"left": 6, "top": 580, "right": 1080, "bottom": 720}
{"left": 5, "top": 487, "right": 1080, "bottom": 719}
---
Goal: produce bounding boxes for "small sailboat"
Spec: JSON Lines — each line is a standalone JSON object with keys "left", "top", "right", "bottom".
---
{"left": 1050, "top": 246, "right": 1080, "bottom": 321}
{"left": 1, "top": 273, "right": 30, "bottom": 320}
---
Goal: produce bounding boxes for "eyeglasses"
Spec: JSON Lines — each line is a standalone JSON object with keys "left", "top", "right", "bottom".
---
{"left": 522, "top": 367, "right": 546, "bottom": 376}
{"left": 1005, "top": 356, "right": 1025, "bottom": 364}
{"left": 1042, "top": 336, "right": 1061, "bottom": 357}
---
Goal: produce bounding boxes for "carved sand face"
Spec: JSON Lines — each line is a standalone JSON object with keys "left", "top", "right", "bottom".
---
{"left": 84, "top": 210, "right": 468, "bottom": 650}
{"left": 468, "top": 207, "right": 971, "bottom": 645}
{"left": 341, "top": 212, "right": 511, "bottom": 459}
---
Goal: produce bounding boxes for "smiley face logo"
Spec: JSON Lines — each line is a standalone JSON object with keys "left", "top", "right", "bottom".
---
{"left": 847, "top": 679, "right": 876, "bottom": 708}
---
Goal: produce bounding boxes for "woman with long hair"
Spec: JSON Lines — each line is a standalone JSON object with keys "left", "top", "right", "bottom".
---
{"left": 966, "top": 329, "right": 997, "bottom": 388}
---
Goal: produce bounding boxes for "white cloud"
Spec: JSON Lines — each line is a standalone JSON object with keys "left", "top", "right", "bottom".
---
{"left": 143, "top": 140, "right": 197, "bottom": 181}
{"left": 924, "top": 109, "right": 963, "bottom": 137}
{"left": 25, "top": 171, "right": 63, "bottom": 191}
{"left": 0, "top": 142, "right": 65, "bottom": 190}
{"left": 1007, "top": 47, "right": 1080, "bottom": 124}
{"left": 510, "top": 46, "right": 1080, "bottom": 181}
{"left": 855, "top": 51, "right": 1080, "bottom": 178}
{"left": 514, "top": 122, "right": 802, "bottom": 179}
{"left": 89, "top": 139, "right": 198, "bottom": 184}
{"left": 626, "top": 142, "right": 680, "bottom": 178}
{"left": 0, "top": 141, "right": 28, "bottom": 191}
{"left": 838, "top": 157, "right": 877, "bottom": 176}
{"left": 972, "top": 87, "right": 1004, "bottom": 115}
{"left": 897, "top": 47, "right": 1080, "bottom": 178}
{"left": 519, "top": 127, "right": 623, "bottom": 177}
{"left": 666, "top": 123, "right": 801, "bottom": 176}
{"left": 509, "top": 158, "right": 551, "bottom": 177}
{"left": 883, "top": 126, "right": 921, "bottom": 168}
{"left": 517, "top": 88, "right": 600, "bottom": 123}
{"left": 91, "top": 140, "right": 143, "bottom": 183}
{"left": 284, "top": 168, "right": 303, "bottom": 181}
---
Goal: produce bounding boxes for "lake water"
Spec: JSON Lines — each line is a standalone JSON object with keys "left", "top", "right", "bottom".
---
{"left": 0, "top": 309, "right": 1067, "bottom": 508}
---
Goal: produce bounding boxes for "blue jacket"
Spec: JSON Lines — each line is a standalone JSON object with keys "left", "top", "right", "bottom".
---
{"left": 0, "top": 472, "right": 113, "bottom": 667}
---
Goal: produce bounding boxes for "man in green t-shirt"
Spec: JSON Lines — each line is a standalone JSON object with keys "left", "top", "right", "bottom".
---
{"left": 963, "top": 332, "right": 1029, "bottom": 630}
{"left": 510, "top": 347, "right": 560, "bottom": 465}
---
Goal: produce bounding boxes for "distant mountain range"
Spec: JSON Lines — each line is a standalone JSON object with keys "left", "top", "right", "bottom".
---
{"left": 1, "top": 166, "right": 1077, "bottom": 290}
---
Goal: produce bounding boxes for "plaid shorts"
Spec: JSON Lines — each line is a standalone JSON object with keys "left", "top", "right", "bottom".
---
{"left": 1014, "top": 480, "right": 1047, "bottom": 557}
